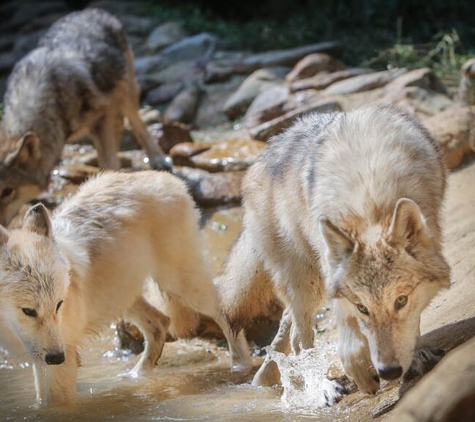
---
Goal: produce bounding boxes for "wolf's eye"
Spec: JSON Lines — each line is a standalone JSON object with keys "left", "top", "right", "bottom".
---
{"left": 1, "top": 187, "right": 14, "bottom": 199}
{"left": 22, "top": 308, "right": 37, "bottom": 317}
{"left": 357, "top": 304, "right": 369, "bottom": 315}
{"left": 395, "top": 295, "right": 408, "bottom": 310}
{"left": 56, "top": 300, "right": 64, "bottom": 313}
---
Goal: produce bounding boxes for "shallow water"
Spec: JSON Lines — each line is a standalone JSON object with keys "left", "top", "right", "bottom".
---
{"left": 0, "top": 206, "right": 393, "bottom": 421}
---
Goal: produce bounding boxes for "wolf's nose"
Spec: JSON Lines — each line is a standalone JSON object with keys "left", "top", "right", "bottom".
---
{"left": 45, "top": 351, "right": 65, "bottom": 365}
{"left": 377, "top": 365, "right": 402, "bottom": 380}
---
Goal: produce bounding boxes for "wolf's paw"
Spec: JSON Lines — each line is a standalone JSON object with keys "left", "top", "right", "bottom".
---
{"left": 231, "top": 359, "right": 252, "bottom": 373}
{"left": 252, "top": 359, "right": 281, "bottom": 387}
{"left": 321, "top": 378, "right": 347, "bottom": 406}
{"left": 150, "top": 155, "right": 173, "bottom": 172}
{"left": 403, "top": 346, "right": 445, "bottom": 382}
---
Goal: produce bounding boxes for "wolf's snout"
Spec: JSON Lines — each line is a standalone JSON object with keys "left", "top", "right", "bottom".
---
{"left": 377, "top": 365, "right": 402, "bottom": 380}
{"left": 45, "top": 351, "right": 65, "bottom": 365}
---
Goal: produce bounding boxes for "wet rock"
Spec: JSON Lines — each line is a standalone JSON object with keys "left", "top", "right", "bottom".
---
{"left": 88, "top": 0, "right": 145, "bottom": 17}
{"left": 7, "top": 1, "right": 68, "bottom": 31}
{"left": 164, "top": 81, "right": 202, "bottom": 124}
{"left": 134, "top": 54, "right": 170, "bottom": 76}
{"left": 244, "top": 85, "right": 290, "bottom": 128}
{"left": 323, "top": 68, "right": 407, "bottom": 96}
{"left": 189, "top": 139, "right": 266, "bottom": 172}
{"left": 384, "top": 68, "right": 448, "bottom": 99}
{"left": 18, "top": 12, "right": 66, "bottom": 33}
{"left": 223, "top": 68, "right": 283, "bottom": 119}
{"left": 146, "top": 82, "right": 184, "bottom": 105}
{"left": 146, "top": 21, "right": 187, "bottom": 53}
{"left": 290, "top": 68, "right": 373, "bottom": 92}
{"left": 145, "top": 60, "right": 196, "bottom": 85}
{"left": 389, "top": 337, "right": 475, "bottom": 422}
{"left": 161, "top": 33, "right": 220, "bottom": 62}
{"left": 169, "top": 142, "right": 211, "bottom": 167}
{"left": 139, "top": 108, "right": 162, "bottom": 126}
{"left": 250, "top": 99, "right": 342, "bottom": 141}
{"left": 79, "top": 152, "right": 133, "bottom": 169}
{"left": 58, "top": 164, "right": 99, "bottom": 185}
{"left": 0, "top": 34, "right": 15, "bottom": 52}
{"left": 148, "top": 121, "right": 193, "bottom": 154}
{"left": 174, "top": 167, "right": 244, "bottom": 207}
{"left": 284, "top": 89, "right": 323, "bottom": 111}
{"left": 422, "top": 106, "right": 475, "bottom": 170}
{"left": 285, "top": 53, "right": 345, "bottom": 82}
{"left": 459, "top": 58, "right": 475, "bottom": 106}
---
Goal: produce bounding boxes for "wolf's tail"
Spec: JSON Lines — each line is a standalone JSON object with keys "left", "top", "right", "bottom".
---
{"left": 216, "top": 231, "right": 275, "bottom": 333}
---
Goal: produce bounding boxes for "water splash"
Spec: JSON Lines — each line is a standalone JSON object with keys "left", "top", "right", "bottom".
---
{"left": 267, "top": 345, "right": 331, "bottom": 414}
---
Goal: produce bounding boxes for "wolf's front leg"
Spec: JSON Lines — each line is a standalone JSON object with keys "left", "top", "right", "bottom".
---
{"left": 335, "top": 301, "right": 380, "bottom": 394}
{"left": 252, "top": 308, "right": 292, "bottom": 387}
{"left": 403, "top": 345, "right": 445, "bottom": 381}
{"left": 48, "top": 347, "right": 79, "bottom": 405}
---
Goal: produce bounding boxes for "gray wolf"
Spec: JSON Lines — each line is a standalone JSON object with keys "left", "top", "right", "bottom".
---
{"left": 0, "top": 9, "right": 171, "bottom": 226}
{"left": 217, "top": 104, "right": 450, "bottom": 403}
{"left": 0, "top": 171, "right": 250, "bottom": 405}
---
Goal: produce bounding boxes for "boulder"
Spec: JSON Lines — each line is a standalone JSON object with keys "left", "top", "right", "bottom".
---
{"left": 388, "top": 337, "right": 475, "bottom": 422}
{"left": 174, "top": 167, "right": 244, "bottom": 207}
{"left": 458, "top": 58, "right": 475, "bottom": 106}
{"left": 164, "top": 81, "right": 202, "bottom": 124}
{"left": 390, "top": 86, "right": 455, "bottom": 116}
{"left": 223, "top": 68, "right": 284, "bottom": 119}
{"left": 134, "top": 54, "right": 170, "bottom": 76}
{"left": 422, "top": 106, "right": 475, "bottom": 170}
{"left": 145, "top": 81, "right": 184, "bottom": 105}
{"left": 13, "top": 29, "right": 46, "bottom": 54}
{"left": 285, "top": 53, "right": 345, "bottom": 82}
{"left": 170, "top": 142, "right": 211, "bottom": 167}
{"left": 118, "top": 15, "right": 155, "bottom": 36}
{"left": 290, "top": 68, "right": 373, "bottom": 92}
{"left": 244, "top": 85, "right": 290, "bottom": 128}
{"left": 147, "top": 121, "right": 193, "bottom": 154}
{"left": 189, "top": 139, "right": 266, "bottom": 172}
{"left": 384, "top": 68, "right": 448, "bottom": 99}
{"left": 160, "top": 33, "right": 220, "bottom": 62}
{"left": 58, "top": 164, "right": 99, "bottom": 185}
{"left": 250, "top": 99, "right": 342, "bottom": 141}
{"left": 146, "top": 22, "right": 187, "bottom": 53}
{"left": 323, "top": 68, "right": 407, "bottom": 96}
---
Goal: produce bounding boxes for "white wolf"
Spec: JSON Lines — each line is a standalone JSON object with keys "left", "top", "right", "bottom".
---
{"left": 218, "top": 104, "right": 451, "bottom": 402}
{"left": 0, "top": 171, "right": 250, "bottom": 405}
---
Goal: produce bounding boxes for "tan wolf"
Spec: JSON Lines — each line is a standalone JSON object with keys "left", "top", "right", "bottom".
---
{"left": 217, "top": 104, "right": 450, "bottom": 403}
{"left": 0, "top": 171, "right": 250, "bottom": 405}
{"left": 0, "top": 9, "right": 171, "bottom": 226}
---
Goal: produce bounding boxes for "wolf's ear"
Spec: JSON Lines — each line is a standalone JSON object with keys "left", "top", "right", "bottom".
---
{"left": 320, "top": 218, "right": 355, "bottom": 263}
{"left": 387, "top": 198, "right": 429, "bottom": 251}
{"left": 23, "top": 203, "right": 52, "bottom": 237}
{"left": 5, "top": 132, "right": 40, "bottom": 167}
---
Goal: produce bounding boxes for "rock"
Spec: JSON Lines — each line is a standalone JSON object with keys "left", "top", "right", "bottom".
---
{"left": 237, "top": 41, "right": 342, "bottom": 74}
{"left": 174, "top": 167, "right": 244, "bottom": 207}
{"left": 18, "top": 12, "right": 66, "bottom": 33}
{"left": 0, "top": 34, "right": 15, "bottom": 52}
{"left": 244, "top": 85, "right": 290, "bottom": 128}
{"left": 170, "top": 142, "right": 211, "bottom": 167}
{"left": 58, "top": 164, "right": 99, "bottom": 185}
{"left": 0, "top": 51, "right": 21, "bottom": 74}
{"left": 145, "top": 82, "right": 184, "bottom": 105}
{"left": 250, "top": 99, "right": 342, "bottom": 141}
{"left": 145, "top": 60, "right": 196, "bottom": 85}
{"left": 388, "top": 337, "right": 475, "bottom": 422}
{"left": 422, "top": 106, "right": 475, "bottom": 170}
{"left": 164, "top": 81, "right": 202, "bottom": 124}
{"left": 79, "top": 152, "right": 133, "bottom": 169}
{"left": 323, "top": 68, "right": 408, "bottom": 96}
{"left": 189, "top": 139, "right": 266, "bottom": 172}
{"left": 118, "top": 15, "right": 155, "bottom": 36}
{"left": 223, "top": 68, "right": 284, "bottom": 119}
{"left": 161, "top": 33, "right": 220, "bottom": 62}
{"left": 148, "top": 122, "right": 193, "bottom": 154}
{"left": 290, "top": 68, "right": 373, "bottom": 92}
{"left": 204, "top": 42, "right": 340, "bottom": 81}
{"left": 458, "top": 58, "right": 475, "bottom": 106}
{"left": 390, "top": 87, "right": 455, "bottom": 116}
{"left": 88, "top": 0, "right": 145, "bottom": 17}
{"left": 134, "top": 54, "right": 170, "bottom": 76}
{"left": 284, "top": 89, "right": 323, "bottom": 112}
{"left": 138, "top": 108, "right": 162, "bottom": 126}
{"left": 13, "top": 29, "right": 46, "bottom": 54}
{"left": 8, "top": 1, "right": 68, "bottom": 31}
{"left": 384, "top": 68, "right": 448, "bottom": 99}
{"left": 146, "top": 22, "right": 187, "bottom": 53}
{"left": 285, "top": 53, "right": 345, "bottom": 82}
